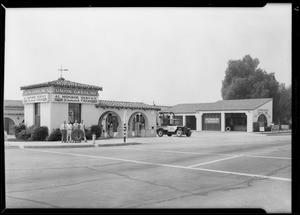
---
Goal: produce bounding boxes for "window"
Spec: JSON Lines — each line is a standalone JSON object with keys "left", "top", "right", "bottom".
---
{"left": 34, "top": 103, "right": 40, "bottom": 127}
{"left": 68, "top": 103, "right": 81, "bottom": 124}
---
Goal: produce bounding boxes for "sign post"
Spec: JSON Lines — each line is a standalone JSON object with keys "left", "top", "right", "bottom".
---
{"left": 124, "top": 123, "right": 126, "bottom": 143}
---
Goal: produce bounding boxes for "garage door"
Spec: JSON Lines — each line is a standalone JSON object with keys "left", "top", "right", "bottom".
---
{"left": 202, "top": 113, "right": 221, "bottom": 131}
{"left": 186, "top": 115, "right": 196, "bottom": 130}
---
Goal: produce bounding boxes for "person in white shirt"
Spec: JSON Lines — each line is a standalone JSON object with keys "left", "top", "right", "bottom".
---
{"left": 60, "top": 120, "right": 67, "bottom": 143}
{"left": 66, "top": 121, "right": 73, "bottom": 143}
{"left": 73, "top": 120, "right": 79, "bottom": 131}
{"left": 79, "top": 120, "right": 87, "bottom": 142}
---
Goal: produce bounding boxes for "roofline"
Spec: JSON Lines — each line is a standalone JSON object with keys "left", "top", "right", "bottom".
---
{"left": 251, "top": 98, "right": 273, "bottom": 110}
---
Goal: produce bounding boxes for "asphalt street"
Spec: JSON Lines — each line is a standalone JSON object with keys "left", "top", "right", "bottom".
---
{"left": 5, "top": 131, "right": 291, "bottom": 212}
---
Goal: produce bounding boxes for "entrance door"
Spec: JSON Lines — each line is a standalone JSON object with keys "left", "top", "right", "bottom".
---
{"left": 5, "top": 117, "right": 15, "bottom": 135}
{"left": 258, "top": 114, "right": 267, "bottom": 128}
{"left": 185, "top": 116, "right": 196, "bottom": 130}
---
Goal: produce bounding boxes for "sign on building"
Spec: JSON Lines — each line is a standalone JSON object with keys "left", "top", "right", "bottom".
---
{"left": 52, "top": 94, "right": 98, "bottom": 104}
{"left": 205, "top": 118, "right": 220, "bottom": 124}
{"left": 23, "top": 94, "right": 49, "bottom": 104}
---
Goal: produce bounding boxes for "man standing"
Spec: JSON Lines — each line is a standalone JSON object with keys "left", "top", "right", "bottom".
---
{"left": 66, "top": 121, "right": 73, "bottom": 143}
{"left": 79, "top": 120, "right": 87, "bottom": 142}
{"left": 60, "top": 120, "right": 67, "bottom": 143}
{"left": 73, "top": 120, "right": 79, "bottom": 130}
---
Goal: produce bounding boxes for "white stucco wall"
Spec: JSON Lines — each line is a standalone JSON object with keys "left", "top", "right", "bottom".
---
{"left": 252, "top": 100, "right": 273, "bottom": 126}
{"left": 81, "top": 104, "right": 99, "bottom": 128}
{"left": 40, "top": 102, "right": 51, "bottom": 129}
{"left": 4, "top": 114, "right": 24, "bottom": 125}
{"left": 24, "top": 103, "right": 34, "bottom": 127}
{"left": 50, "top": 102, "right": 68, "bottom": 132}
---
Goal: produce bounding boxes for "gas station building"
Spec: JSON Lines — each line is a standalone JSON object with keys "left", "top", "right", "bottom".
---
{"left": 165, "top": 98, "right": 273, "bottom": 132}
{"left": 20, "top": 77, "right": 160, "bottom": 138}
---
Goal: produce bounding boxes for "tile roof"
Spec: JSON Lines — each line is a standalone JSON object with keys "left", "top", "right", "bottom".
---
{"left": 164, "top": 103, "right": 213, "bottom": 113}
{"left": 4, "top": 109, "right": 24, "bottom": 115}
{"left": 96, "top": 100, "right": 161, "bottom": 111}
{"left": 4, "top": 100, "right": 24, "bottom": 107}
{"left": 165, "top": 98, "right": 272, "bottom": 113}
{"left": 20, "top": 77, "right": 103, "bottom": 91}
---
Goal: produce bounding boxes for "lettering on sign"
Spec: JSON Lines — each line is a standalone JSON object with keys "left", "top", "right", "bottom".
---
{"left": 23, "top": 94, "right": 49, "bottom": 103}
{"left": 256, "top": 108, "right": 270, "bottom": 119}
{"left": 23, "top": 87, "right": 53, "bottom": 96}
{"left": 52, "top": 94, "right": 98, "bottom": 104}
{"left": 53, "top": 88, "right": 98, "bottom": 96}
{"left": 205, "top": 118, "right": 220, "bottom": 124}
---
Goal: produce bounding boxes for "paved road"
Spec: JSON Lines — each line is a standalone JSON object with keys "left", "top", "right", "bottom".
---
{"left": 5, "top": 132, "right": 291, "bottom": 212}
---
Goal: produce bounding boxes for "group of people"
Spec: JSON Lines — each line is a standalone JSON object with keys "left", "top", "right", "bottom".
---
{"left": 60, "top": 119, "right": 87, "bottom": 143}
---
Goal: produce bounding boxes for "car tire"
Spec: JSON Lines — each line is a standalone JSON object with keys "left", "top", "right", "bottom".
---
{"left": 157, "top": 129, "right": 164, "bottom": 137}
{"left": 186, "top": 131, "right": 191, "bottom": 137}
{"left": 176, "top": 129, "right": 182, "bottom": 137}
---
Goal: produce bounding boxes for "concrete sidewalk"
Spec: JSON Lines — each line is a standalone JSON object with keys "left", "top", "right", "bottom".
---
{"left": 5, "top": 138, "right": 141, "bottom": 149}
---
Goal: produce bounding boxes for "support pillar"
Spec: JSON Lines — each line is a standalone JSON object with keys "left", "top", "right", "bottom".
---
{"left": 221, "top": 112, "right": 225, "bottom": 132}
{"left": 246, "top": 111, "right": 253, "bottom": 132}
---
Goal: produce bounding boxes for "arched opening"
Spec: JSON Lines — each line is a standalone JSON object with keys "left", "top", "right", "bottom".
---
{"left": 257, "top": 114, "right": 267, "bottom": 128}
{"left": 98, "top": 111, "right": 122, "bottom": 138}
{"left": 4, "top": 117, "right": 15, "bottom": 135}
{"left": 128, "top": 112, "right": 149, "bottom": 137}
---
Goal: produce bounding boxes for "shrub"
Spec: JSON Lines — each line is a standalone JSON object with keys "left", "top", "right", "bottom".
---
{"left": 27, "top": 125, "right": 37, "bottom": 137}
{"left": 253, "top": 122, "right": 259, "bottom": 132}
{"left": 32, "top": 126, "right": 49, "bottom": 141}
{"left": 90, "top": 125, "right": 101, "bottom": 138}
{"left": 265, "top": 126, "right": 271, "bottom": 132}
{"left": 13, "top": 123, "right": 27, "bottom": 139}
{"left": 48, "top": 128, "right": 62, "bottom": 141}
{"left": 85, "top": 129, "right": 92, "bottom": 140}
{"left": 17, "top": 129, "right": 31, "bottom": 140}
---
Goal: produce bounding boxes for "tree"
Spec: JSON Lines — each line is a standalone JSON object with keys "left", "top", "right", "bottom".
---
{"left": 221, "top": 55, "right": 290, "bottom": 124}
{"left": 277, "top": 84, "right": 291, "bottom": 124}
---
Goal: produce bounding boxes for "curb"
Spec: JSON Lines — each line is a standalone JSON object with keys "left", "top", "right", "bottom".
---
{"left": 97, "top": 142, "right": 141, "bottom": 147}
{"left": 19, "top": 142, "right": 141, "bottom": 149}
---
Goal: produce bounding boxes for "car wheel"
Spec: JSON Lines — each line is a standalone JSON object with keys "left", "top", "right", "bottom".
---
{"left": 186, "top": 131, "right": 191, "bottom": 137}
{"left": 157, "top": 129, "right": 164, "bottom": 137}
{"left": 176, "top": 129, "right": 182, "bottom": 137}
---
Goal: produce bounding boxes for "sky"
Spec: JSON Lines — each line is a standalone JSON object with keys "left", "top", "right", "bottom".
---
{"left": 4, "top": 4, "right": 291, "bottom": 106}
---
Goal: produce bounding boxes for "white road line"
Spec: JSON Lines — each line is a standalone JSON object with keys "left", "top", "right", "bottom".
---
{"left": 112, "top": 147, "right": 241, "bottom": 157}
{"left": 113, "top": 147, "right": 291, "bottom": 160}
{"left": 25, "top": 148, "right": 291, "bottom": 182}
{"left": 244, "top": 155, "right": 291, "bottom": 160}
{"left": 187, "top": 155, "right": 243, "bottom": 168}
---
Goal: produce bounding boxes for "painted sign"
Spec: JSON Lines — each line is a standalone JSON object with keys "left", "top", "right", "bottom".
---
{"left": 23, "top": 94, "right": 49, "bottom": 104}
{"left": 23, "top": 87, "right": 99, "bottom": 96}
{"left": 52, "top": 88, "right": 98, "bottom": 96}
{"left": 52, "top": 94, "right": 98, "bottom": 104}
{"left": 205, "top": 118, "right": 220, "bottom": 124}
{"left": 254, "top": 108, "right": 270, "bottom": 119}
{"left": 23, "top": 87, "right": 53, "bottom": 96}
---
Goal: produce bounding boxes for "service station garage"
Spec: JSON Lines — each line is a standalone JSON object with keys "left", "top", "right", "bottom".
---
{"left": 165, "top": 98, "right": 273, "bottom": 132}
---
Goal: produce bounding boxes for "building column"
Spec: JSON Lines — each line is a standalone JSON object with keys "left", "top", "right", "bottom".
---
{"left": 221, "top": 112, "right": 225, "bottom": 132}
{"left": 246, "top": 111, "right": 253, "bottom": 132}
{"left": 182, "top": 114, "right": 186, "bottom": 126}
{"left": 196, "top": 112, "right": 203, "bottom": 131}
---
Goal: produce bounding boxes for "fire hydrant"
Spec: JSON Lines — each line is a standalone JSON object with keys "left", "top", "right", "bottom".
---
{"left": 92, "top": 133, "right": 97, "bottom": 147}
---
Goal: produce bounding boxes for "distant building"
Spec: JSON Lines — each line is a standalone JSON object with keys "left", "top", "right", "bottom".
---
{"left": 164, "top": 98, "right": 273, "bottom": 132}
{"left": 4, "top": 100, "right": 24, "bottom": 134}
{"left": 19, "top": 77, "right": 161, "bottom": 138}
